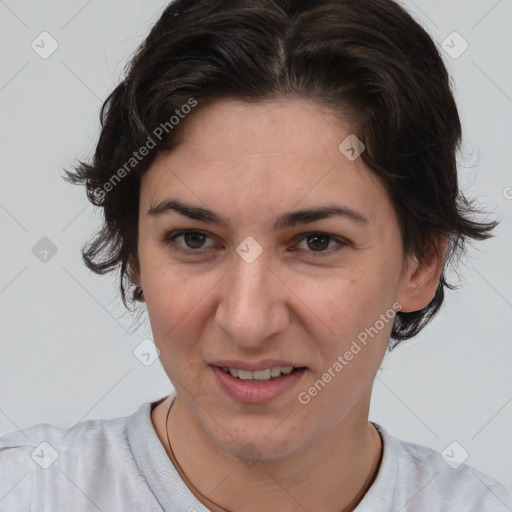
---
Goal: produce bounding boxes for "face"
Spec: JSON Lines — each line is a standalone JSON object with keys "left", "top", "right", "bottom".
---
{"left": 134, "top": 98, "right": 434, "bottom": 461}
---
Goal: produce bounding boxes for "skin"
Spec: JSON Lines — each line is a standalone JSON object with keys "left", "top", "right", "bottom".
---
{"left": 132, "top": 98, "right": 446, "bottom": 512}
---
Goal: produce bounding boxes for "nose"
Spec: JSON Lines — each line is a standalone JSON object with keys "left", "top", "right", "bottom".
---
{"left": 214, "top": 251, "right": 290, "bottom": 349}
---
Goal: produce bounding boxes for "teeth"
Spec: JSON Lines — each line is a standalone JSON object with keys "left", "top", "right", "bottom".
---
{"left": 238, "top": 369, "right": 254, "bottom": 380}
{"left": 270, "top": 367, "right": 281, "bottom": 378}
{"left": 223, "top": 366, "right": 298, "bottom": 381}
{"left": 252, "top": 369, "right": 271, "bottom": 380}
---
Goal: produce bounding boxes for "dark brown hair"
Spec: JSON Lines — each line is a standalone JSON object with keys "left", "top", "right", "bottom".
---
{"left": 65, "top": 0, "right": 497, "bottom": 348}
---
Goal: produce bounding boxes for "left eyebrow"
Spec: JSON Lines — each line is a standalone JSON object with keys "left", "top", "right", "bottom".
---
{"left": 274, "top": 204, "right": 368, "bottom": 229}
{"left": 147, "top": 198, "right": 369, "bottom": 231}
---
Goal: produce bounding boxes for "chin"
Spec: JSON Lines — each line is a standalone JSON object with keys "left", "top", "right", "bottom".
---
{"left": 210, "top": 422, "right": 308, "bottom": 464}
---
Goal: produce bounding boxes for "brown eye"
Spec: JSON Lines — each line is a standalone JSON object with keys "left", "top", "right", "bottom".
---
{"left": 182, "top": 232, "right": 207, "bottom": 249}
{"left": 163, "top": 230, "right": 215, "bottom": 253}
{"left": 305, "top": 234, "right": 331, "bottom": 252}
{"left": 295, "top": 232, "right": 348, "bottom": 257}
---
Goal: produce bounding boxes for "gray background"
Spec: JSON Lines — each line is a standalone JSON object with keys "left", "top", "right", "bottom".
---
{"left": 0, "top": 0, "right": 511, "bottom": 488}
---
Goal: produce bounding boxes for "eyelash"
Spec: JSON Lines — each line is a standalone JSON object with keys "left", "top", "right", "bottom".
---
{"left": 162, "top": 230, "right": 349, "bottom": 258}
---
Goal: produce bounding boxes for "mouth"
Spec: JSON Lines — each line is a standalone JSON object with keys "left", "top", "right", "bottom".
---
{"left": 218, "top": 365, "right": 306, "bottom": 382}
{"left": 209, "top": 363, "right": 308, "bottom": 404}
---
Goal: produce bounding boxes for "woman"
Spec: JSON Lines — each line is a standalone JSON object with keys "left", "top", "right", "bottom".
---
{"left": 1, "top": 0, "right": 511, "bottom": 510}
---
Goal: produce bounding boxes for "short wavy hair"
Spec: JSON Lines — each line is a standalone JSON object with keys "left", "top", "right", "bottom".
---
{"left": 65, "top": 0, "right": 497, "bottom": 349}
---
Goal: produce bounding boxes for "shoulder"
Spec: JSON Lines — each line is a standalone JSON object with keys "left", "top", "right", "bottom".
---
{"left": 359, "top": 423, "right": 512, "bottom": 512}
{"left": 0, "top": 402, "right": 156, "bottom": 510}
{"left": 0, "top": 410, "right": 131, "bottom": 478}
{"left": 0, "top": 410, "right": 131, "bottom": 468}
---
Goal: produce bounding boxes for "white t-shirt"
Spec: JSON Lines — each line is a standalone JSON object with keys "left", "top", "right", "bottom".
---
{"left": 1, "top": 395, "right": 511, "bottom": 511}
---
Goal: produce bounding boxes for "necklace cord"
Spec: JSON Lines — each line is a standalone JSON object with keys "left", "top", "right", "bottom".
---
{"left": 163, "top": 397, "right": 382, "bottom": 512}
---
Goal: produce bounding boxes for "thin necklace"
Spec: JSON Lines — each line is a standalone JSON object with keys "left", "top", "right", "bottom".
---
{"left": 165, "top": 397, "right": 232, "bottom": 512}
{"left": 164, "top": 398, "right": 382, "bottom": 512}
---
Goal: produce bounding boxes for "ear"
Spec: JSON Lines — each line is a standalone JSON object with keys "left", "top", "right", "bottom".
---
{"left": 397, "top": 235, "right": 449, "bottom": 313}
{"left": 127, "top": 254, "right": 141, "bottom": 288}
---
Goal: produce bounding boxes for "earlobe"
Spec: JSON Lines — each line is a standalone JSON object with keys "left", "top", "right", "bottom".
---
{"left": 127, "top": 255, "right": 146, "bottom": 302}
{"left": 398, "top": 236, "right": 448, "bottom": 313}
{"left": 133, "top": 286, "right": 145, "bottom": 302}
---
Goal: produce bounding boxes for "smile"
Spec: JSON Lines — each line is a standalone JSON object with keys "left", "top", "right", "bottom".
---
{"left": 221, "top": 366, "right": 298, "bottom": 381}
{"left": 210, "top": 365, "right": 307, "bottom": 404}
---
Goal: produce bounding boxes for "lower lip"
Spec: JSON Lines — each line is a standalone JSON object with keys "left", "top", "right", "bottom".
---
{"left": 210, "top": 365, "right": 307, "bottom": 404}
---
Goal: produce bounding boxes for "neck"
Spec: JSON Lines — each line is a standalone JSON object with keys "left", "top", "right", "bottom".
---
{"left": 152, "top": 394, "right": 382, "bottom": 512}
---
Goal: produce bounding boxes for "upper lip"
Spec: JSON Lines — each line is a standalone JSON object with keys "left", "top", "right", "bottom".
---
{"left": 210, "top": 360, "right": 306, "bottom": 372}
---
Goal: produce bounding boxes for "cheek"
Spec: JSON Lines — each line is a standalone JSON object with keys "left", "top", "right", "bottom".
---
{"left": 142, "top": 263, "right": 221, "bottom": 353}
{"left": 299, "top": 276, "right": 394, "bottom": 411}
{"left": 307, "top": 272, "right": 395, "bottom": 345}
{"left": 142, "top": 265, "right": 235, "bottom": 403}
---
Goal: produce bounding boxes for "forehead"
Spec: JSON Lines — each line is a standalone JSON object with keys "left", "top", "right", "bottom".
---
{"left": 173, "top": 98, "right": 343, "bottom": 158}
{"left": 143, "top": 98, "right": 361, "bottom": 181}
{"left": 140, "top": 98, "right": 396, "bottom": 229}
